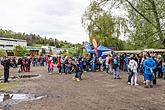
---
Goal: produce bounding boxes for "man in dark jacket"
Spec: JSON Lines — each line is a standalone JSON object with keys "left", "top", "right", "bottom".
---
{"left": 28, "top": 57, "right": 31, "bottom": 72}
{"left": 1, "top": 57, "right": 12, "bottom": 83}
{"left": 157, "top": 55, "right": 163, "bottom": 78}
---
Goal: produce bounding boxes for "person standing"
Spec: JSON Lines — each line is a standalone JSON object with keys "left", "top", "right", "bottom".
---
{"left": 105, "top": 55, "right": 110, "bottom": 73}
{"left": 1, "top": 57, "right": 12, "bottom": 83}
{"left": 67, "top": 57, "right": 72, "bottom": 74}
{"left": 124, "top": 54, "right": 129, "bottom": 72}
{"left": 21, "top": 57, "right": 25, "bottom": 72}
{"left": 49, "top": 61, "right": 55, "bottom": 74}
{"left": 25, "top": 57, "right": 29, "bottom": 72}
{"left": 143, "top": 55, "right": 156, "bottom": 88}
{"left": 72, "top": 60, "right": 82, "bottom": 82}
{"left": 17, "top": 57, "right": 22, "bottom": 73}
{"left": 57, "top": 57, "right": 62, "bottom": 74}
{"left": 98, "top": 57, "right": 103, "bottom": 71}
{"left": 157, "top": 55, "right": 163, "bottom": 78}
{"left": 128, "top": 57, "right": 139, "bottom": 86}
{"left": 61, "top": 57, "right": 66, "bottom": 73}
{"left": 109, "top": 55, "right": 113, "bottom": 74}
{"left": 82, "top": 57, "right": 87, "bottom": 72}
{"left": 92, "top": 54, "right": 96, "bottom": 72}
{"left": 28, "top": 57, "right": 31, "bottom": 72}
{"left": 112, "top": 55, "right": 120, "bottom": 79}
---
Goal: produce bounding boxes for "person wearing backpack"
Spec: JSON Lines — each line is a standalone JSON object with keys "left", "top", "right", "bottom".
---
{"left": 112, "top": 55, "right": 120, "bottom": 79}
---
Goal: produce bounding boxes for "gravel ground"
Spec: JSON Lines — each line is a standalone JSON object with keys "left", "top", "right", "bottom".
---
{"left": 0, "top": 66, "right": 165, "bottom": 110}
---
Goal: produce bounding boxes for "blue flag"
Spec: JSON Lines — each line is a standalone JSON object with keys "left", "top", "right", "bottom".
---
{"left": 83, "top": 41, "right": 92, "bottom": 50}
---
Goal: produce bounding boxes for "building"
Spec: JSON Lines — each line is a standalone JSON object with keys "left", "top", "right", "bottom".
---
{"left": 27, "top": 46, "right": 41, "bottom": 55}
{"left": 41, "top": 46, "right": 57, "bottom": 53}
{"left": 0, "top": 37, "right": 27, "bottom": 51}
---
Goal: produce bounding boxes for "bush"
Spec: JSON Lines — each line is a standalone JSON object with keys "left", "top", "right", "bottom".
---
{"left": 13, "top": 45, "right": 28, "bottom": 57}
{"left": 0, "top": 49, "right": 7, "bottom": 57}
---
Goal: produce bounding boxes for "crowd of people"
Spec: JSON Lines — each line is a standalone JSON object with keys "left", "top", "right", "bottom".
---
{"left": 53, "top": 53, "right": 164, "bottom": 86}
{"left": 0, "top": 55, "right": 57, "bottom": 82}
{"left": 0, "top": 53, "right": 164, "bottom": 88}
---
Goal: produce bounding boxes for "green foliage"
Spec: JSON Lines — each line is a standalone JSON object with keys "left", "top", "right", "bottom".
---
{"left": 0, "top": 29, "right": 80, "bottom": 49}
{"left": 83, "top": 49, "right": 88, "bottom": 56}
{"left": 0, "top": 49, "right": 7, "bottom": 57}
{"left": 90, "top": 0, "right": 165, "bottom": 49}
{"left": 59, "top": 44, "right": 83, "bottom": 57}
{"left": 82, "top": 1, "right": 126, "bottom": 50}
{"left": 13, "top": 45, "right": 28, "bottom": 57}
{"left": 127, "top": 0, "right": 165, "bottom": 49}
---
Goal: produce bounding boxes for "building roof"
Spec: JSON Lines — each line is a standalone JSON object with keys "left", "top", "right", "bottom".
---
{"left": 0, "top": 36, "right": 27, "bottom": 42}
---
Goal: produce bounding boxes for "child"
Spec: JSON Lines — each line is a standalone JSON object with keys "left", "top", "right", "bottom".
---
{"left": 72, "top": 60, "right": 82, "bottom": 82}
{"left": 49, "top": 61, "right": 55, "bottom": 74}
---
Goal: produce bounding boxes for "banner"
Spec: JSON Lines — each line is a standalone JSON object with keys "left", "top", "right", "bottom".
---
{"left": 83, "top": 41, "right": 92, "bottom": 51}
{"left": 92, "top": 38, "right": 98, "bottom": 57}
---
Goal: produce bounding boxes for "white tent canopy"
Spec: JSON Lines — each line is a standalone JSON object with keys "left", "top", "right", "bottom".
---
{"left": 102, "top": 51, "right": 111, "bottom": 56}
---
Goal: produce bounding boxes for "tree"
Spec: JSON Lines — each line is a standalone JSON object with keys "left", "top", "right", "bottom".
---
{"left": 91, "top": 0, "right": 165, "bottom": 49}
{"left": 13, "top": 45, "right": 28, "bottom": 57}
{"left": 82, "top": 1, "right": 125, "bottom": 50}
{"left": 0, "top": 49, "right": 7, "bottom": 57}
{"left": 0, "top": 28, "right": 81, "bottom": 50}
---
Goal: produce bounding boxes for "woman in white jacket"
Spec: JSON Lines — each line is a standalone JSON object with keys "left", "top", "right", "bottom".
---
{"left": 128, "top": 57, "right": 139, "bottom": 86}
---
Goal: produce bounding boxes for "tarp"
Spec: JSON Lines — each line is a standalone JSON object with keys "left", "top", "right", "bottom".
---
{"left": 97, "top": 45, "right": 111, "bottom": 57}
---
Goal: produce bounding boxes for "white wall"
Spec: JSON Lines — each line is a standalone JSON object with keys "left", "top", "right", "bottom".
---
{"left": 0, "top": 38, "right": 27, "bottom": 50}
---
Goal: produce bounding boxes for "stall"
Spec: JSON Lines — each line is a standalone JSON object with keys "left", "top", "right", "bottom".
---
{"left": 97, "top": 45, "right": 111, "bottom": 57}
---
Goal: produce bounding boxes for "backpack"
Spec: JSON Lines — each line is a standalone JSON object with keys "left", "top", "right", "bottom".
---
{"left": 113, "top": 59, "right": 118, "bottom": 65}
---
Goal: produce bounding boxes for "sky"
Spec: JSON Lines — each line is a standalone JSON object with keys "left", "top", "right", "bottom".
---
{"left": 0, "top": 0, "right": 90, "bottom": 44}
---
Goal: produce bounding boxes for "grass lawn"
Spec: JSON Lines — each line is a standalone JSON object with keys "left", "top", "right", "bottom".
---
{"left": 0, "top": 81, "right": 18, "bottom": 90}
{"left": 0, "top": 68, "right": 19, "bottom": 90}
{"left": 0, "top": 68, "right": 3, "bottom": 77}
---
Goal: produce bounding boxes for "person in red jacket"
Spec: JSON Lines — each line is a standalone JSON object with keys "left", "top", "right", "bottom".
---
{"left": 109, "top": 55, "right": 113, "bottom": 74}
{"left": 47, "top": 58, "right": 51, "bottom": 73}
{"left": 57, "top": 57, "right": 62, "bottom": 74}
{"left": 49, "top": 61, "right": 55, "bottom": 74}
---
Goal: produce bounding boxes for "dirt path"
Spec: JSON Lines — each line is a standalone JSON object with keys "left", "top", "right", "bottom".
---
{"left": 1, "top": 66, "right": 165, "bottom": 110}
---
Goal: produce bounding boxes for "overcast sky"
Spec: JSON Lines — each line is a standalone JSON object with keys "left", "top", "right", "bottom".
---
{"left": 0, "top": 0, "right": 90, "bottom": 43}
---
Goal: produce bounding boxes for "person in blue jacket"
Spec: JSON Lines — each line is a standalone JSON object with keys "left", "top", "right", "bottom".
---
{"left": 143, "top": 55, "right": 156, "bottom": 88}
{"left": 91, "top": 54, "right": 96, "bottom": 72}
